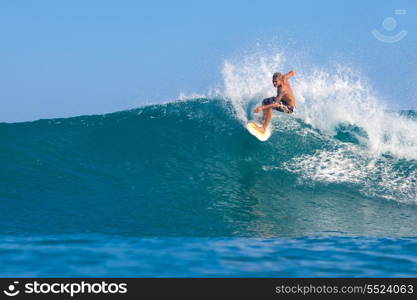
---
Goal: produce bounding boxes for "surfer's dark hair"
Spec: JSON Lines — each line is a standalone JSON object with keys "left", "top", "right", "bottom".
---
{"left": 273, "top": 72, "right": 282, "bottom": 79}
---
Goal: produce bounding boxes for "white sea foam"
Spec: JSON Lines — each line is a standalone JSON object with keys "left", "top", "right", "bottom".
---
{"left": 283, "top": 145, "right": 417, "bottom": 203}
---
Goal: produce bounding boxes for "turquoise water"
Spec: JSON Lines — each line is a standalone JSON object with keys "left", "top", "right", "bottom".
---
{"left": 1, "top": 99, "right": 417, "bottom": 276}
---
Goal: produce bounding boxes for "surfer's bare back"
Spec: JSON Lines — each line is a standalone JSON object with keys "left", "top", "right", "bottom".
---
{"left": 253, "top": 71, "right": 297, "bottom": 133}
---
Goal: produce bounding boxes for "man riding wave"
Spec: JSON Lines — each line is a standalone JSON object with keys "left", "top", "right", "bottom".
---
{"left": 253, "top": 71, "right": 297, "bottom": 133}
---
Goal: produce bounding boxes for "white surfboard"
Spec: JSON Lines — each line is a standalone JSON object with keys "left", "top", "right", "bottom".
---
{"left": 246, "top": 121, "right": 271, "bottom": 141}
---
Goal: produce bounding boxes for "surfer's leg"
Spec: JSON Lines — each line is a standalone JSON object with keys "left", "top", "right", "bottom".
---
{"left": 260, "top": 108, "right": 273, "bottom": 132}
{"left": 261, "top": 97, "right": 275, "bottom": 121}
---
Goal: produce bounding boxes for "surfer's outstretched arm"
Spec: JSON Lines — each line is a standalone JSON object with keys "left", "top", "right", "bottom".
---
{"left": 284, "top": 70, "right": 297, "bottom": 80}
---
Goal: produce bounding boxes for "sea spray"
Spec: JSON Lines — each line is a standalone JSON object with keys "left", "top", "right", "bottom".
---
{"left": 218, "top": 50, "right": 417, "bottom": 203}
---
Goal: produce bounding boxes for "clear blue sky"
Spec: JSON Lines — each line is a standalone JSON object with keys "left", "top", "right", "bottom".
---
{"left": 1, "top": 0, "right": 416, "bottom": 122}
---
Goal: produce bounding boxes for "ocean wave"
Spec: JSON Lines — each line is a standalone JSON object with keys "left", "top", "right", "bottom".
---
{"left": 2, "top": 50, "right": 417, "bottom": 237}
{"left": 1, "top": 97, "right": 416, "bottom": 209}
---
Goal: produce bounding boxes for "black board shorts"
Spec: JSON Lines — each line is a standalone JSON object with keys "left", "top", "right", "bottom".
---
{"left": 262, "top": 97, "right": 295, "bottom": 113}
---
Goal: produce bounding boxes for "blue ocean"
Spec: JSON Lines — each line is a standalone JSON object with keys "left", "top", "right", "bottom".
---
{"left": 2, "top": 55, "right": 417, "bottom": 277}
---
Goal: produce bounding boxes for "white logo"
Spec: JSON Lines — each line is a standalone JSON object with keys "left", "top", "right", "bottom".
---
{"left": 4, "top": 281, "right": 127, "bottom": 297}
{"left": 3, "top": 281, "right": 20, "bottom": 297}
{"left": 371, "top": 9, "right": 407, "bottom": 43}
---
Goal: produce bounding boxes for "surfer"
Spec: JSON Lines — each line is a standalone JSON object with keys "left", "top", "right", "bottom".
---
{"left": 253, "top": 71, "right": 297, "bottom": 133}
